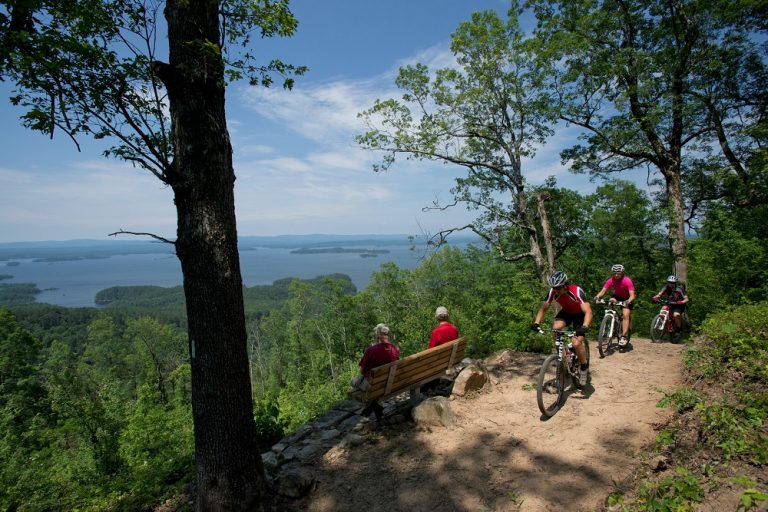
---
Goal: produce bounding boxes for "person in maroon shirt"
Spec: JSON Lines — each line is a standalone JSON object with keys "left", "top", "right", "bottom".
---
{"left": 358, "top": 323, "right": 400, "bottom": 421}
{"left": 428, "top": 306, "right": 459, "bottom": 349}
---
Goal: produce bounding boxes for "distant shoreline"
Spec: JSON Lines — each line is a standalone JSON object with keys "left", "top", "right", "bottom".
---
{"left": 290, "top": 247, "right": 390, "bottom": 257}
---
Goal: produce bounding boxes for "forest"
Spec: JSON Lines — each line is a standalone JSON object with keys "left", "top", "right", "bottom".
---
{"left": 0, "top": 0, "right": 766, "bottom": 510}
{"left": 2, "top": 178, "right": 767, "bottom": 510}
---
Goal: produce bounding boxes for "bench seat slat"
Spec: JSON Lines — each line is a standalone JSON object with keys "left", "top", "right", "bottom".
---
{"left": 359, "top": 337, "right": 468, "bottom": 402}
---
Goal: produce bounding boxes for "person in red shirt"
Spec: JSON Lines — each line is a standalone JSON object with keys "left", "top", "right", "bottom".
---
{"left": 358, "top": 323, "right": 400, "bottom": 421}
{"left": 428, "top": 306, "right": 459, "bottom": 349}
{"left": 532, "top": 271, "right": 593, "bottom": 386}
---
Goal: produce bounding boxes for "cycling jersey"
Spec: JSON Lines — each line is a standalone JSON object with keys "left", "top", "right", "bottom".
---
{"left": 544, "top": 284, "right": 588, "bottom": 315}
{"left": 658, "top": 284, "right": 687, "bottom": 304}
{"left": 602, "top": 275, "right": 634, "bottom": 300}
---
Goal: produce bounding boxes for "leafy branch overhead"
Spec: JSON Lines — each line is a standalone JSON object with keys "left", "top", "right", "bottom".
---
{"left": 0, "top": 0, "right": 306, "bottom": 183}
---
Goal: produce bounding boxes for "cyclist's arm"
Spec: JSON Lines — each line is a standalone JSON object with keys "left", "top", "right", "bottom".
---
{"left": 580, "top": 301, "right": 593, "bottom": 330}
{"left": 533, "top": 302, "right": 549, "bottom": 326}
{"left": 627, "top": 289, "right": 636, "bottom": 304}
{"left": 594, "top": 278, "right": 610, "bottom": 301}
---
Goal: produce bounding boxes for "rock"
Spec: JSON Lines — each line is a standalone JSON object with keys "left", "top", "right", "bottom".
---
{"left": 313, "top": 409, "right": 351, "bottom": 429}
{"left": 412, "top": 396, "right": 456, "bottom": 427}
{"left": 273, "top": 464, "right": 315, "bottom": 498}
{"left": 337, "top": 433, "right": 366, "bottom": 449}
{"left": 452, "top": 363, "right": 489, "bottom": 396}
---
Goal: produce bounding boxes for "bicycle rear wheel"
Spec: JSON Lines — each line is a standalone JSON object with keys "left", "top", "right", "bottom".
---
{"left": 598, "top": 316, "right": 616, "bottom": 357}
{"left": 536, "top": 354, "right": 565, "bottom": 417}
{"left": 650, "top": 314, "right": 666, "bottom": 342}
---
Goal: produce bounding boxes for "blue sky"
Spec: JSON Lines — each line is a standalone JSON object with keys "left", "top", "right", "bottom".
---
{"left": 0, "top": 0, "right": 612, "bottom": 243}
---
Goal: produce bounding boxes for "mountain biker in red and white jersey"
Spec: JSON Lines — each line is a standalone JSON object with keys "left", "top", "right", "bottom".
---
{"left": 652, "top": 275, "right": 689, "bottom": 338}
{"left": 593, "top": 264, "right": 636, "bottom": 347}
{"left": 532, "top": 271, "right": 593, "bottom": 386}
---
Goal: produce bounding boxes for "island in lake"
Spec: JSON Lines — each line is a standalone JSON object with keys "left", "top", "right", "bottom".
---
{"left": 290, "top": 247, "right": 390, "bottom": 258}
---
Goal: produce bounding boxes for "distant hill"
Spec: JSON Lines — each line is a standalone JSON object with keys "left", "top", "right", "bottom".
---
{"left": 0, "top": 234, "right": 482, "bottom": 262}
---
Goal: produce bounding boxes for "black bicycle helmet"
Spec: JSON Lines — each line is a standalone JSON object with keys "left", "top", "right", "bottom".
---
{"left": 611, "top": 264, "right": 625, "bottom": 273}
{"left": 666, "top": 275, "right": 677, "bottom": 283}
{"left": 548, "top": 271, "right": 568, "bottom": 288}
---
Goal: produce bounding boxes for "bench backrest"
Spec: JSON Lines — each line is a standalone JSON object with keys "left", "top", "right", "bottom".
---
{"left": 365, "top": 336, "right": 468, "bottom": 401}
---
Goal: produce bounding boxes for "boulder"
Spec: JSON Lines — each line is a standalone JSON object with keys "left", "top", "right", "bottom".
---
{"left": 273, "top": 464, "right": 315, "bottom": 498}
{"left": 451, "top": 363, "right": 489, "bottom": 396}
{"left": 412, "top": 396, "right": 456, "bottom": 427}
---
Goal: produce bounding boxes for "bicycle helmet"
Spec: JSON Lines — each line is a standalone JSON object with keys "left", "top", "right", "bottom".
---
{"left": 611, "top": 264, "right": 625, "bottom": 273}
{"left": 548, "top": 271, "right": 568, "bottom": 288}
{"left": 666, "top": 275, "right": 677, "bottom": 283}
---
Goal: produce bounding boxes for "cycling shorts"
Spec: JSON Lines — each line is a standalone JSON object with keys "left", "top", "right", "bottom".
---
{"left": 554, "top": 310, "right": 586, "bottom": 328}
{"left": 612, "top": 295, "right": 634, "bottom": 310}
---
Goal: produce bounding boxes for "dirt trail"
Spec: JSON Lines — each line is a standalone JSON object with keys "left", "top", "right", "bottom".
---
{"left": 292, "top": 337, "right": 686, "bottom": 512}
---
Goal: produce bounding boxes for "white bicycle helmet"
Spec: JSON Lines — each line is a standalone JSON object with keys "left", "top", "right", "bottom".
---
{"left": 548, "top": 271, "right": 568, "bottom": 288}
{"left": 666, "top": 275, "right": 677, "bottom": 283}
{"left": 611, "top": 264, "right": 625, "bottom": 273}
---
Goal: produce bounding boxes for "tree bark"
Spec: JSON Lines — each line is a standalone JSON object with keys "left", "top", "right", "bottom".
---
{"left": 536, "top": 192, "right": 555, "bottom": 277}
{"left": 666, "top": 171, "right": 688, "bottom": 285}
{"left": 163, "top": 0, "right": 266, "bottom": 510}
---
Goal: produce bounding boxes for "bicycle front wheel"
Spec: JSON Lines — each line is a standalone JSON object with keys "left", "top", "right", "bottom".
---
{"left": 537, "top": 354, "right": 565, "bottom": 417}
{"left": 598, "top": 316, "right": 615, "bottom": 357}
{"left": 650, "top": 314, "right": 666, "bottom": 342}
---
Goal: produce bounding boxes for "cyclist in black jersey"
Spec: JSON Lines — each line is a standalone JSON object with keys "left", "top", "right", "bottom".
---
{"left": 652, "top": 275, "right": 689, "bottom": 340}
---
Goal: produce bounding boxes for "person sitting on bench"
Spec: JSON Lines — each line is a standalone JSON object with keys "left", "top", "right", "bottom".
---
{"left": 357, "top": 323, "right": 400, "bottom": 421}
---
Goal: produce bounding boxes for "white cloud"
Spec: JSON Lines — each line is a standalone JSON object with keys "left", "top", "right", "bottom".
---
{"left": 0, "top": 160, "right": 175, "bottom": 241}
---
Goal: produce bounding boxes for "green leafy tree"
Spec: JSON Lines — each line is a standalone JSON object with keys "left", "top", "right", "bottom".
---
{"left": 530, "top": 0, "right": 766, "bottom": 286}
{"left": 125, "top": 317, "right": 187, "bottom": 403}
{"left": 0, "top": 0, "right": 305, "bottom": 508}
{"left": 357, "top": 5, "right": 558, "bottom": 281}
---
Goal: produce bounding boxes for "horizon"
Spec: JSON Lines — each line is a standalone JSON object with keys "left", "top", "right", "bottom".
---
{"left": 0, "top": 1, "right": 656, "bottom": 244}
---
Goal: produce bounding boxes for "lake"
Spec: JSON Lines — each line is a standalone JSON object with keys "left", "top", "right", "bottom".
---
{"left": 2, "top": 245, "right": 425, "bottom": 308}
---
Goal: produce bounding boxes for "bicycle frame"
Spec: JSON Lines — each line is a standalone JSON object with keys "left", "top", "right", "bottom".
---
{"left": 596, "top": 299, "right": 626, "bottom": 356}
{"left": 554, "top": 330, "right": 576, "bottom": 370}
{"left": 650, "top": 304, "right": 675, "bottom": 342}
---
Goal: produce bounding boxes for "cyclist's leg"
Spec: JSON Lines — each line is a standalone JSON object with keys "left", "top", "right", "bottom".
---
{"left": 671, "top": 310, "right": 682, "bottom": 330}
{"left": 622, "top": 306, "right": 631, "bottom": 337}
{"left": 569, "top": 312, "right": 588, "bottom": 365}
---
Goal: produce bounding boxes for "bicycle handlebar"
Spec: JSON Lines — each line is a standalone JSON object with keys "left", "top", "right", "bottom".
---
{"left": 595, "top": 298, "right": 628, "bottom": 307}
{"left": 537, "top": 328, "right": 576, "bottom": 337}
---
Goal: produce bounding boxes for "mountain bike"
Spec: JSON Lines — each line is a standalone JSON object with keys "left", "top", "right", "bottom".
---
{"left": 650, "top": 300, "right": 686, "bottom": 342}
{"left": 595, "top": 298, "right": 629, "bottom": 357}
{"left": 536, "top": 328, "right": 590, "bottom": 417}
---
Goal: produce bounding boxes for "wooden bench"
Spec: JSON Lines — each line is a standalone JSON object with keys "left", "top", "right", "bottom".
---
{"left": 348, "top": 336, "right": 468, "bottom": 405}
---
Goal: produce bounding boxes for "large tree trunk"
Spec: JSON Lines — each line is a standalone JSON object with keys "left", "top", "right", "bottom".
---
{"left": 666, "top": 171, "right": 688, "bottom": 285}
{"left": 536, "top": 192, "right": 555, "bottom": 277}
{"left": 162, "top": 0, "right": 266, "bottom": 510}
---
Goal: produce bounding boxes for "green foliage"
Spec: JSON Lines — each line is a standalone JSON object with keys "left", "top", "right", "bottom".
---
{"left": 253, "top": 398, "right": 287, "bottom": 452}
{"left": 734, "top": 477, "right": 768, "bottom": 511}
{"left": 699, "top": 401, "right": 766, "bottom": 462}
{"left": 657, "top": 388, "right": 701, "bottom": 414}
{"left": 119, "top": 385, "right": 194, "bottom": 501}
{"left": 689, "top": 205, "right": 768, "bottom": 321}
{"left": 635, "top": 467, "right": 705, "bottom": 511}
{"left": 697, "top": 302, "right": 768, "bottom": 381}
{"left": 277, "top": 376, "right": 344, "bottom": 432}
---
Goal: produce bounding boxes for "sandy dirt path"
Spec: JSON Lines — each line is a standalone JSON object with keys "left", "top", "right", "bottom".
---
{"left": 292, "top": 336, "right": 686, "bottom": 512}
